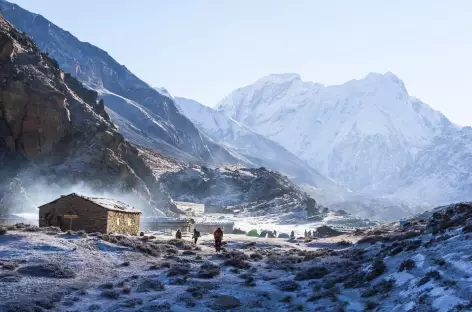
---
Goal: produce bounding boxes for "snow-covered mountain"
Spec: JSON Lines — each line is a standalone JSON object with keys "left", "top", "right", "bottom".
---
{"left": 0, "top": 0, "right": 239, "bottom": 166}
{"left": 175, "top": 97, "right": 345, "bottom": 200}
{"left": 217, "top": 73, "right": 456, "bottom": 196}
{"left": 392, "top": 126, "right": 472, "bottom": 205}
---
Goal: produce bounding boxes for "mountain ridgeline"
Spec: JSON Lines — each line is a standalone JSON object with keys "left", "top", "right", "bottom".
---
{"left": 0, "top": 0, "right": 238, "bottom": 166}
{"left": 0, "top": 0, "right": 341, "bottom": 196}
{"left": 1, "top": 0, "right": 470, "bottom": 220}
{"left": 175, "top": 97, "right": 343, "bottom": 196}
{"left": 216, "top": 73, "right": 472, "bottom": 206}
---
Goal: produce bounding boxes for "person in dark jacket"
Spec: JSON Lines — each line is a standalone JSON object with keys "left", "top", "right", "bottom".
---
{"left": 192, "top": 229, "right": 201, "bottom": 244}
{"left": 175, "top": 229, "right": 182, "bottom": 239}
{"left": 214, "top": 227, "right": 223, "bottom": 252}
{"left": 290, "top": 230, "right": 295, "bottom": 239}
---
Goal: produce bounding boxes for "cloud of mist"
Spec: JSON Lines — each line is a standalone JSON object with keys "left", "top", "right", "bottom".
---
{"left": 0, "top": 169, "right": 166, "bottom": 219}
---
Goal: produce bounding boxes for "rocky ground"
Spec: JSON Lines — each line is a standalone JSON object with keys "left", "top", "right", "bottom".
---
{"left": 0, "top": 203, "right": 471, "bottom": 312}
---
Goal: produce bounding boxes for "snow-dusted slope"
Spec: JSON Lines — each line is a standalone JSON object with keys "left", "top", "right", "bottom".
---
{"left": 175, "top": 97, "right": 343, "bottom": 195}
{"left": 217, "top": 73, "right": 455, "bottom": 193}
{"left": 392, "top": 126, "right": 472, "bottom": 205}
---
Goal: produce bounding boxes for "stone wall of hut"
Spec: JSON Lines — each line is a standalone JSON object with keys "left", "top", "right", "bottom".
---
{"left": 106, "top": 210, "right": 140, "bottom": 235}
{"left": 39, "top": 196, "right": 108, "bottom": 233}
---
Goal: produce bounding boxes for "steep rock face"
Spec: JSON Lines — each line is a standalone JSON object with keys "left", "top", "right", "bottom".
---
{"left": 217, "top": 73, "right": 455, "bottom": 194}
{"left": 159, "top": 166, "right": 320, "bottom": 217}
{"left": 0, "top": 0, "right": 238, "bottom": 165}
{"left": 175, "top": 97, "right": 341, "bottom": 195}
{"left": 0, "top": 13, "right": 172, "bottom": 215}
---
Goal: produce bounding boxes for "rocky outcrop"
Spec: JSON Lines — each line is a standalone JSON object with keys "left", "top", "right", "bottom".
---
{"left": 0, "top": 13, "right": 172, "bottom": 215}
{"left": 159, "top": 166, "right": 320, "bottom": 217}
{"left": 0, "top": 0, "right": 239, "bottom": 166}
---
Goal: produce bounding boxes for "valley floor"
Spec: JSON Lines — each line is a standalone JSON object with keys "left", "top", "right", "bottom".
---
{"left": 0, "top": 215, "right": 471, "bottom": 312}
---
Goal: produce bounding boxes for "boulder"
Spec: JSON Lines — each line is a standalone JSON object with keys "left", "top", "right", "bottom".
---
{"left": 212, "top": 295, "right": 241, "bottom": 310}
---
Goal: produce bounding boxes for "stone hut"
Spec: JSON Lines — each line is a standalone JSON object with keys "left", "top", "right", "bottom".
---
{"left": 38, "top": 193, "right": 141, "bottom": 234}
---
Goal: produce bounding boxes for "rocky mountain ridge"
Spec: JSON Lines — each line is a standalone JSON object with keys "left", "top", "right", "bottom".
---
{"left": 0, "top": 0, "right": 239, "bottom": 166}
{"left": 158, "top": 165, "right": 321, "bottom": 218}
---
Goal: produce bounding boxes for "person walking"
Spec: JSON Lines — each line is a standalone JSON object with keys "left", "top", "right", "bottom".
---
{"left": 192, "top": 228, "right": 201, "bottom": 244}
{"left": 214, "top": 227, "right": 223, "bottom": 252}
{"left": 291, "top": 230, "right": 295, "bottom": 239}
{"left": 175, "top": 229, "right": 182, "bottom": 239}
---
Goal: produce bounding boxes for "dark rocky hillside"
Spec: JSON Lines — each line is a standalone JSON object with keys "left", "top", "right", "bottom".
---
{"left": 0, "top": 0, "right": 239, "bottom": 166}
{"left": 159, "top": 166, "right": 320, "bottom": 217}
{"left": 0, "top": 12, "right": 172, "bottom": 215}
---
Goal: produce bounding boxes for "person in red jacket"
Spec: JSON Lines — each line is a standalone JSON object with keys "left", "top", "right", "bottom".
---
{"left": 213, "top": 227, "right": 223, "bottom": 252}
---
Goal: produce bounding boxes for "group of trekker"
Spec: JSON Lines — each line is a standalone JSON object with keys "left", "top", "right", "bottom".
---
{"left": 304, "top": 229, "right": 316, "bottom": 238}
{"left": 175, "top": 227, "right": 224, "bottom": 252}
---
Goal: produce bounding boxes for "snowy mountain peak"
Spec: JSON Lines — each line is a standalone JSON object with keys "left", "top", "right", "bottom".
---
{"left": 256, "top": 73, "right": 302, "bottom": 84}
{"left": 217, "top": 72, "right": 456, "bottom": 193}
{"left": 348, "top": 72, "right": 408, "bottom": 94}
{"left": 365, "top": 71, "right": 401, "bottom": 82}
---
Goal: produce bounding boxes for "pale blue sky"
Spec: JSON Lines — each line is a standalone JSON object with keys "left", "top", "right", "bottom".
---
{"left": 10, "top": 0, "right": 472, "bottom": 126}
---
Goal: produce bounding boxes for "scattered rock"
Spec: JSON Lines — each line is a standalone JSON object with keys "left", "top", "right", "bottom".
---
{"left": 100, "top": 290, "right": 120, "bottom": 299}
{"left": 198, "top": 262, "right": 220, "bottom": 279}
{"left": 365, "top": 259, "right": 386, "bottom": 281}
{"left": 224, "top": 258, "right": 250, "bottom": 269}
{"left": 295, "top": 266, "right": 328, "bottom": 281}
{"left": 250, "top": 253, "right": 263, "bottom": 261}
{"left": 336, "top": 240, "right": 353, "bottom": 247}
{"left": 88, "top": 304, "right": 101, "bottom": 311}
{"left": 280, "top": 296, "right": 292, "bottom": 303}
{"left": 122, "top": 287, "right": 131, "bottom": 294}
{"left": 212, "top": 295, "right": 241, "bottom": 310}
{"left": 99, "top": 282, "right": 114, "bottom": 289}
{"left": 1, "top": 302, "right": 45, "bottom": 312}
{"left": 136, "top": 278, "right": 165, "bottom": 292}
{"left": 314, "top": 226, "right": 343, "bottom": 238}
{"left": 119, "top": 298, "right": 144, "bottom": 308}
{"left": 0, "top": 261, "right": 19, "bottom": 270}
{"left": 362, "top": 279, "right": 394, "bottom": 297}
{"left": 275, "top": 280, "right": 300, "bottom": 292}
{"left": 17, "top": 264, "right": 76, "bottom": 279}
{"left": 398, "top": 259, "right": 416, "bottom": 272}
{"left": 35, "top": 298, "right": 55, "bottom": 309}
{"left": 0, "top": 272, "right": 21, "bottom": 282}
{"left": 167, "top": 263, "right": 190, "bottom": 276}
